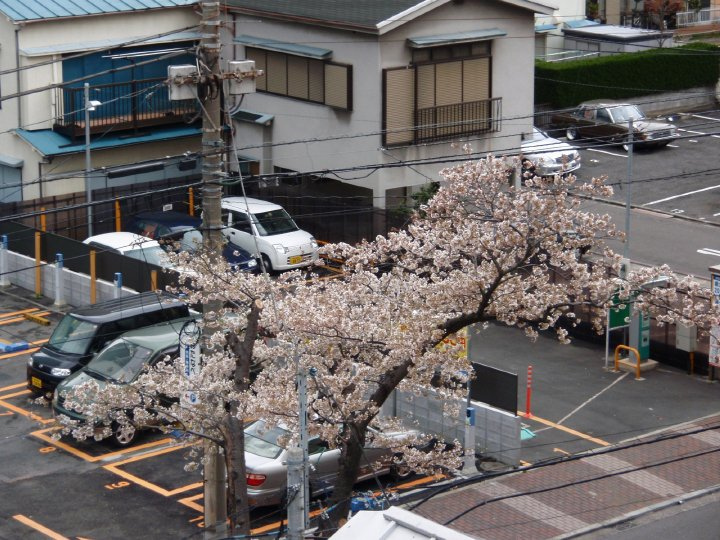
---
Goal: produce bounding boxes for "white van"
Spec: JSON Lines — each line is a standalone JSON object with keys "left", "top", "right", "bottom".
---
{"left": 83, "top": 232, "right": 170, "bottom": 267}
{"left": 220, "top": 197, "right": 318, "bottom": 271}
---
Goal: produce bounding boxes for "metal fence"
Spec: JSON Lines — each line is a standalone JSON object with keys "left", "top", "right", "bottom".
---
{"left": 676, "top": 7, "right": 720, "bottom": 27}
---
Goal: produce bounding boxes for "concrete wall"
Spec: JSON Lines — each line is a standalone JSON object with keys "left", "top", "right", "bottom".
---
{"left": 1, "top": 249, "right": 135, "bottom": 307}
{"left": 382, "top": 389, "right": 521, "bottom": 466}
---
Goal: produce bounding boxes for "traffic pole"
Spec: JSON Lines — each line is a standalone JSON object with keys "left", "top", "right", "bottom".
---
{"left": 525, "top": 365, "right": 533, "bottom": 417}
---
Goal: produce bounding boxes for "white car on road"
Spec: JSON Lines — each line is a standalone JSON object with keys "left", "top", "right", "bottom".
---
{"left": 220, "top": 197, "right": 318, "bottom": 272}
{"left": 520, "top": 127, "right": 581, "bottom": 177}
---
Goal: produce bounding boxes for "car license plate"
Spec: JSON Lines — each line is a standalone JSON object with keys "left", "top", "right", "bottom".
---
{"left": 289, "top": 255, "right": 302, "bottom": 265}
{"left": 31, "top": 377, "right": 42, "bottom": 389}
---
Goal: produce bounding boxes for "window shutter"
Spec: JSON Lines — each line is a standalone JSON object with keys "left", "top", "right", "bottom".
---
{"left": 308, "top": 59, "right": 324, "bottom": 103}
{"left": 416, "top": 64, "right": 435, "bottom": 109}
{"left": 462, "top": 57, "right": 489, "bottom": 102}
{"left": 246, "top": 48, "right": 266, "bottom": 91}
{"left": 287, "top": 56, "right": 309, "bottom": 99}
{"left": 324, "top": 63, "right": 352, "bottom": 110}
{"left": 384, "top": 67, "right": 415, "bottom": 146}
{"left": 266, "top": 52, "right": 288, "bottom": 94}
{"left": 435, "top": 60, "right": 462, "bottom": 106}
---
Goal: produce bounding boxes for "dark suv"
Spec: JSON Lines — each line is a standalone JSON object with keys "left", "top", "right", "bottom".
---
{"left": 126, "top": 210, "right": 258, "bottom": 273}
{"left": 27, "top": 292, "right": 190, "bottom": 398}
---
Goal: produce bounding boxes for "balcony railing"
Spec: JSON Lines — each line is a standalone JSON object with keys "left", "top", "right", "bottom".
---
{"left": 54, "top": 77, "right": 199, "bottom": 141}
{"left": 415, "top": 97, "right": 502, "bottom": 144}
{"left": 676, "top": 7, "right": 720, "bottom": 27}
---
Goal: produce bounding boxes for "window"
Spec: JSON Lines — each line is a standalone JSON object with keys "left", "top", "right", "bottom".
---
{"left": 383, "top": 39, "right": 501, "bottom": 146}
{"left": 246, "top": 47, "right": 352, "bottom": 110}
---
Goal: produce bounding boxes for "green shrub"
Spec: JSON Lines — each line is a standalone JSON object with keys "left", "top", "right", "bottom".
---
{"left": 535, "top": 43, "right": 720, "bottom": 108}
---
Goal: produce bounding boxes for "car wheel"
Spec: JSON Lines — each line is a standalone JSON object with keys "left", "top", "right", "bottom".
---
{"left": 566, "top": 127, "right": 579, "bottom": 141}
{"left": 391, "top": 459, "right": 413, "bottom": 480}
{"left": 110, "top": 421, "right": 137, "bottom": 447}
{"left": 261, "top": 255, "right": 273, "bottom": 273}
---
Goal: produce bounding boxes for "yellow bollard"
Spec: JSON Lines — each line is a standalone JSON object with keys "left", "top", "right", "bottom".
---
{"left": 150, "top": 270, "right": 158, "bottom": 292}
{"left": 89, "top": 250, "right": 96, "bottom": 304}
{"left": 188, "top": 188, "right": 195, "bottom": 216}
{"left": 115, "top": 200, "right": 121, "bottom": 232}
{"left": 34, "top": 232, "right": 42, "bottom": 297}
{"left": 614, "top": 344, "right": 642, "bottom": 380}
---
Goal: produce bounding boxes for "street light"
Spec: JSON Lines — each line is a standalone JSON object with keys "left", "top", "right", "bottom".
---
{"left": 84, "top": 82, "right": 102, "bottom": 237}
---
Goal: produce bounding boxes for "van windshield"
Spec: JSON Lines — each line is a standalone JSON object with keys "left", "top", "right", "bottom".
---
{"left": 48, "top": 316, "right": 100, "bottom": 355}
{"left": 253, "top": 209, "right": 299, "bottom": 236}
{"left": 87, "top": 338, "right": 153, "bottom": 383}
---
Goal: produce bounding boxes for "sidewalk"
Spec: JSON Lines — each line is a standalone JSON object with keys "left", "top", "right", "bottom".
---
{"left": 412, "top": 413, "right": 720, "bottom": 539}
{"left": 400, "top": 323, "right": 720, "bottom": 538}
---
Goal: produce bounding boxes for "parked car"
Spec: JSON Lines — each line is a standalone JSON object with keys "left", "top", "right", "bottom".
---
{"left": 551, "top": 101, "right": 678, "bottom": 151}
{"left": 243, "top": 419, "right": 415, "bottom": 508}
{"left": 52, "top": 317, "right": 194, "bottom": 446}
{"left": 220, "top": 197, "right": 319, "bottom": 272}
{"left": 27, "top": 292, "right": 190, "bottom": 397}
{"left": 520, "top": 127, "right": 581, "bottom": 177}
{"left": 84, "top": 232, "right": 171, "bottom": 268}
{"left": 126, "top": 210, "right": 258, "bottom": 273}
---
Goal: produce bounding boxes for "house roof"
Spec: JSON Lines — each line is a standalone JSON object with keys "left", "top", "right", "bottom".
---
{"left": 0, "top": 0, "right": 196, "bottom": 23}
{"left": 225, "top": 0, "right": 556, "bottom": 33}
{"left": 14, "top": 125, "right": 201, "bottom": 158}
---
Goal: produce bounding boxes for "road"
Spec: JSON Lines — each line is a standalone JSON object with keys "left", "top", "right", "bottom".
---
{"left": 564, "top": 109, "right": 720, "bottom": 279}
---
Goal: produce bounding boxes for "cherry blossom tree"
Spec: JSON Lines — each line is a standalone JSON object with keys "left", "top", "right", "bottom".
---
{"left": 55, "top": 154, "right": 718, "bottom": 534}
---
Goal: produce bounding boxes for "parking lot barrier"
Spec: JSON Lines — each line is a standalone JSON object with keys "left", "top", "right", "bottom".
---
{"left": 54, "top": 253, "right": 66, "bottom": 307}
{"left": 0, "top": 235, "right": 9, "bottom": 288}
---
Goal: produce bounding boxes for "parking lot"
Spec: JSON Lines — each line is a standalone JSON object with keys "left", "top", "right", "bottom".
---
{"left": 0, "top": 284, "right": 444, "bottom": 538}
{"left": 571, "top": 109, "right": 720, "bottom": 223}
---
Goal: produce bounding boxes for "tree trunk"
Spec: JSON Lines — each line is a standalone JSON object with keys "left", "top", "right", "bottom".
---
{"left": 325, "top": 423, "right": 368, "bottom": 528}
{"left": 221, "top": 414, "right": 250, "bottom": 535}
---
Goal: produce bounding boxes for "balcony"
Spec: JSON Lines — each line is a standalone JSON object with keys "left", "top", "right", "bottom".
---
{"left": 53, "top": 77, "right": 199, "bottom": 142}
{"left": 415, "top": 97, "right": 502, "bottom": 144}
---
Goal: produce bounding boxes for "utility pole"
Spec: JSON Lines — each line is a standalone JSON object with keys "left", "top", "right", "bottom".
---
{"left": 167, "top": 2, "right": 262, "bottom": 535}
{"left": 199, "top": 0, "right": 226, "bottom": 535}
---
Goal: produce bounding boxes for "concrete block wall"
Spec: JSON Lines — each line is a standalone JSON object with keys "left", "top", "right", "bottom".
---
{"left": 382, "top": 389, "right": 521, "bottom": 466}
{"left": 4, "top": 250, "right": 136, "bottom": 307}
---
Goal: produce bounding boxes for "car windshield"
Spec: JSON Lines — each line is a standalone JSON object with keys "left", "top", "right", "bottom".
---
{"left": 47, "top": 316, "right": 99, "bottom": 355}
{"left": 244, "top": 421, "right": 287, "bottom": 459}
{"left": 252, "top": 209, "right": 299, "bottom": 236}
{"left": 608, "top": 105, "right": 645, "bottom": 123}
{"left": 86, "top": 339, "right": 153, "bottom": 383}
{"left": 124, "top": 245, "right": 171, "bottom": 267}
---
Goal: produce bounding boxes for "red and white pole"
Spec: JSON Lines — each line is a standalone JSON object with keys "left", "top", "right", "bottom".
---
{"left": 525, "top": 365, "right": 533, "bottom": 417}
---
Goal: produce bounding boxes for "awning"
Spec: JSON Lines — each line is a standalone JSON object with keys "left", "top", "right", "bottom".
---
{"left": 20, "top": 30, "right": 202, "bottom": 57}
{"left": 408, "top": 28, "right": 507, "bottom": 48}
{"left": 535, "top": 23, "right": 557, "bottom": 33}
{"left": 14, "top": 125, "right": 202, "bottom": 158}
{"left": 565, "top": 19, "right": 601, "bottom": 28}
{"left": 0, "top": 154, "right": 23, "bottom": 168}
{"left": 234, "top": 35, "right": 332, "bottom": 60}
{"left": 231, "top": 109, "right": 274, "bottom": 126}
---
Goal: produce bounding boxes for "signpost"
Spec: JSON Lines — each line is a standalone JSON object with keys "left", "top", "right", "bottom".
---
{"left": 605, "top": 294, "right": 631, "bottom": 369}
{"left": 179, "top": 320, "right": 201, "bottom": 406}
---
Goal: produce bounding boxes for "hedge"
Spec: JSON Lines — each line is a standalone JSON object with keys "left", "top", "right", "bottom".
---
{"left": 535, "top": 43, "right": 720, "bottom": 109}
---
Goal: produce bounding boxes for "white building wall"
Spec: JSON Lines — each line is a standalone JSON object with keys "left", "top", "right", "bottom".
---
{"left": 231, "top": 0, "right": 538, "bottom": 208}
{"left": 0, "top": 8, "right": 199, "bottom": 201}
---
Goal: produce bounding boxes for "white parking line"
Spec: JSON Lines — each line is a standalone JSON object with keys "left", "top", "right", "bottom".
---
{"left": 586, "top": 148, "right": 627, "bottom": 158}
{"left": 690, "top": 114, "right": 720, "bottom": 121}
{"left": 678, "top": 127, "right": 720, "bottom": 139}
{"left": 697, "top": 248, "right": 720, "bottom": 257}
{"left": 644, "top": 183, "right": 720, "bottom": 206}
